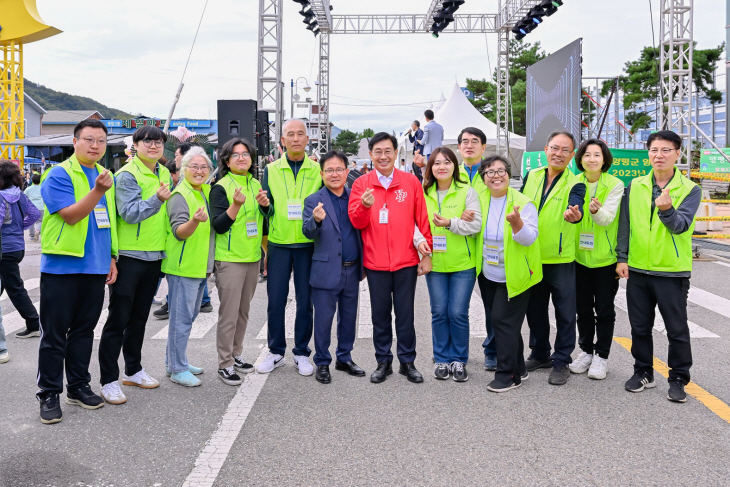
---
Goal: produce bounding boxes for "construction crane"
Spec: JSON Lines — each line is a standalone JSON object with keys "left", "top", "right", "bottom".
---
{"left": 0, "top": 0, "right": 61, "bottom": 167}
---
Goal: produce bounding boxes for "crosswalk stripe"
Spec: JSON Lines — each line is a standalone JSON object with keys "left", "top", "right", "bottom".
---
{"left": 713, "top": 261, "right": 730, "bottom": 269}
{"left": 469, "top": 290, "right": 487, "bottom": 337}
{"left": 3, "top": 300, "right": 40, "bottom": 335}
{"left": 152, "top": 290, "right": 221, "bottom": 340}
{"left": 688, "top": 286, "right": 730, "bottom": 320}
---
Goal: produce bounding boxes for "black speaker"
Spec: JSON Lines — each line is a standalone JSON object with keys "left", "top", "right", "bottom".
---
{"left": 217, "top": 100, "right": 257, "bottom": 149}
{"left": 255, "top": 110, "right": 270, "bottom": 157}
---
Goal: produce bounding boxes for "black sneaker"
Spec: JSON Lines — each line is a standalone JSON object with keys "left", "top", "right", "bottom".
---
{"left": 200, "top": 302, "right": 213, "bottom": 313}
{"left": 451, "top": 362, "right": 468, "bottom": 382}
{"left": 234, "top": 356, "right": 255, "bottom": 374}
{"left": 153, "top": 303, "right": 169, "bottom": 320}
{"left": 487, "top": 379, "right": 521, "bottom": 393}
{"left": 258, "top": 273, "right": 267, "bottom": 283}
{"left": 667, "top": 380, "right": 687, "bottom": 403}
{"left": 521, "top": 371, "right": 529, "bottom": 381}
{"left": 218, "top": 367, "right": 242, "bottom": 386}
{"left": 624, "top": 372, "right": 656, "bottom": 392}
{"left": 38, "top": 393, "right": 63, "bottom": 424}
{"left": 548, "top": 365, "right": 570, "bottom": 386}
{"left": 65, "top": 384, "right": 104, "bottom": 410}
{"left": 433, "top": 363, "right": 450, "bottom": 380}
{"left": 15, "top": 328, "right": 41, "bottom": 339}
{"left": 525, "top": 355, "right": 552, "bottom": 371}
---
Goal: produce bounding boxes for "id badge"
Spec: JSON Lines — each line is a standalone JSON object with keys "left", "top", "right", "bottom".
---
{"left": 246, "top": 220, "right": 258, "bottom": 239}
{"left": 93, "top": 205, "right": 111, "bottom": 229}
{"left": 287, "top": 199, "right": 302, "bottom": 220}
{"left": 379, "top": 208, "right": 389, "bottom": 224}
{"left": 579, "top": 232, "right": 595, "bottom": 251}
{"left": 485, "top": 245, "right": 500, "bottom": 266}
{"left": 433, "top": 235, "right": 447, "bottom": 253}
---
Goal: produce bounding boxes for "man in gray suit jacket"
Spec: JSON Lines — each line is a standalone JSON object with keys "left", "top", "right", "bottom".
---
{"left": 302, "top": 150, "right": 365, "bottom": 384}
{"left": 418, "top": 109, "right": 444, "bottom": 163}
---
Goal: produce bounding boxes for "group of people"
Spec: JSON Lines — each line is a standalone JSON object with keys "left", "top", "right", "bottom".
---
{"left": 0, "top": 114, "right": 699, "bottom": 425}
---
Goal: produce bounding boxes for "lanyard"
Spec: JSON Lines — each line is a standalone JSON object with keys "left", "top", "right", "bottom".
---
{"left": 485, "top": 196, "right": 507, "bottom": 241}
{"left": 282, "top": 163, "right": 305, "bottom": 200}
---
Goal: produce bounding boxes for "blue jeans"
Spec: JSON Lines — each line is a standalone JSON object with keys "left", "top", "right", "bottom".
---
{"left": 165, "top": 281, "right": 209, "bottom": 306}
{"left": 166, "top": 275, "right": 206, "bottom": 373}
{"left": 425, "top": 269, "right": 476, "bottom": 363}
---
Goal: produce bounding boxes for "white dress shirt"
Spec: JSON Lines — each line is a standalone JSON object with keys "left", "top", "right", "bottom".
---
{"left": 375, "top": 169, "right": 394, "bottom": 190}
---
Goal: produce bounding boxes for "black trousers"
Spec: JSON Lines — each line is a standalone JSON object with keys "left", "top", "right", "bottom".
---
{"left": 366, "top": 265, "right": 418, "bottom": 364}
{"left": 480, "top": 278, "right": 530, "bottom": 384}
{"left": 0, "top": 250, "right": 40, "bottom": 331}
{"left": 98, "top": 256, "right": 161, "bottom": 385}
{"left": 37, "top": 273, "right": 106, "bottom": 396}
{"left": 627, "top": 271, "right": 692, "bottom": 384}
{"left": 526, "top": 262, "right": 577, "bottom": 367}
{"left": 576, "top": 263, "right": 619, "bottom": 359}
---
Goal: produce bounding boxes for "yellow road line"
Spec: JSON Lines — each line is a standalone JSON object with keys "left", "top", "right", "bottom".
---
{"left": 613, "top": 337, "right": 730, "bottom": 424}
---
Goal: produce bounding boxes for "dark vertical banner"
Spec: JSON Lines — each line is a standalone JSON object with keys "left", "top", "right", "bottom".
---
{"left": 526, "top": 38, "right": 582, "bottom": 152}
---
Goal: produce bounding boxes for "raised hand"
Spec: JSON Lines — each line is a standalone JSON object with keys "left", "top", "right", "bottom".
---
{"left": 193, "top": 206, "right": 208, "bottom": 223}
{"left": 589, "top": 197, "right": 602, "bottom": 214}
{"left": 506, "top": 205, "right": 523, "bottom": 233}
{"left": 157, "top": 182, "right": 172, "bottom": 202}
{"left": 655, "top": 188, "right": 672, "bottom": 211}
{"left": 413, "top": 150, "right": 426, "bottom": 168}
{"left": 564, "top": 205, "right": 582, "bottom": 223}
{"left": 255, "top": 188, "right": 270, "bottom": 207}
{"left": 232, "top": 187, "right": 246, "bottom": 206}
{"left": 361, "top": 188, "right": 375, "bottom": 208}
{"left": 94, "top": 169, "right": 113, "bottom": 193}
{"left": 313, "top": 202, "right": 327, "bottom": 222}
{"left": 432, "top": 212, "right": 450, "bottom": 228}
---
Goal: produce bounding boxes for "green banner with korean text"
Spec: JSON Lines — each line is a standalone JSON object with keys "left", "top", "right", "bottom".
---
{"left": 699, "top": 149, "right": 730, "bottom": 174}
{"left": 522, "top": 148, "right": 651, "bottom": 186}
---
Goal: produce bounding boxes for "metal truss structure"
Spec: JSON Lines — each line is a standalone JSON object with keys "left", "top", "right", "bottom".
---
{"left": 328, "top": 14, "right": 498, "bottom": 35}
{"left": 0, "top": 41, "right": 23, "bottom": 162}
{"left": 257, "top": 0, "right": 283, "bottom": 155}
{"left": 659, "top": 0, "right": 693, "bottom": 169}
{"left": 312, "top": 32, "right": 330, "bottom": 156}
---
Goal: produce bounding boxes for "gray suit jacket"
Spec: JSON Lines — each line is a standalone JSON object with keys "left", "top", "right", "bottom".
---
{"left": 419, "top": 120, "right": 444, "bottom": 156}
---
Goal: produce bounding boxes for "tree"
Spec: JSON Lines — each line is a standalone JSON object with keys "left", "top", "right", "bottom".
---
{"left": 466, "top": 40, "right": 547, "bottom": 136}
{"left": 361, "top": 128, "right": 375, "bottom": 138}
{"left": 331, "top": 129, "right": 361, "bottom": 155}
{"left": 600, "top": 43, "right": 725, "bottom": 134}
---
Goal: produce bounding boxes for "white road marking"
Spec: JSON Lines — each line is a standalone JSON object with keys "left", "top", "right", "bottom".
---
{"left": 688, "top": 286, "right": 730, "bottom": 320}
{"left": 255, "top": 280, "right": 296, "bottom": 340}
{"left": 469, "top": 290, "right": 487, "bottom": 337}
{"left": 713, "top": 261, "right": 730, "bottom": 269}
{"left": 356, "top": 280, "right": 399, "bottom": 339}
{"left": 182, "top": 347, "right": 271, "bottom": 487}
{"left": 615, "top": 287, "right": 719, "bottom": 338}
{"left": 3, "top": 301, "right": 40, "bottom": 335}
{"left": 152, "top": 290, "right": 221, "bottom": 340}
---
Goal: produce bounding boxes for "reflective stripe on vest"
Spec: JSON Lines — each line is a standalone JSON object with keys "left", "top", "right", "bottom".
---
{"left": 575, "top": 172, "right": 622, "bottom": 268}
{"left": 424, "top": 182, "right": 476, "bottom": 273}
{"left": 627, "top": 168, "right": 696, "bottom": 273}
{"left": 161, "top": 180, "right": 211, "bottom": 278}
{"left": 214, "top": 172, "right": 263, "bottom": 263}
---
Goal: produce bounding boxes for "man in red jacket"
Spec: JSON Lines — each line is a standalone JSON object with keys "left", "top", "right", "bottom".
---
{"left": 348, "top": 132, "right": 433, "bottom": 384}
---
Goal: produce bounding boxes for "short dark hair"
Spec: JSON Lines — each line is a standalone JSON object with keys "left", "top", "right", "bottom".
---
{"left": 319, "top": 150, "right": 348, "bottom": 170}
{"left": 218, "top": 138, "right": 256, "bottom": 178}
{"left": 412, "top": 120, "right": 420, "bottom": 128}
{"left": 546, "top": 131, "right": 577, "bottom": 151}
{"left": 368, "top": 132, "right": 397, "bottom": 151}
{"left": 32, "top": 173, "right": 41, "bottom": 185}
{"left": 176, "top": 142, "right": 199, "bottom": 156}
{"left": 423, "top": 147, "right": 467, "bottom": 193}
{"left": 575, "top": 138, "right": 613, "bottom": 173}
{"left": 165, "top": 161, "right": 178, "bottom": 174}
{"left": 424, "top": 110, "right": 434, "bottom": 120}
{"left": 0, "top": 160, "right": 24, "bottom": 189}
{"left": 646, "top": 130, "right": 682, "bottom": 150}
{"left": 73, "top": 119, "right": 108, "bottom": 138}
{"left": 133, "top": 125, "right": 167, "bottom": 144}
{"left": 458, "top": 127, "right": 486, "bottom": 145}
{"left": 478, "top": 155, "right": 512, "bottom": 179}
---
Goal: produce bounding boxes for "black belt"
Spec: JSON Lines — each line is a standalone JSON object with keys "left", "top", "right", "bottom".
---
{"left": 343, "top": 260, "right": 358, "bottom": 267}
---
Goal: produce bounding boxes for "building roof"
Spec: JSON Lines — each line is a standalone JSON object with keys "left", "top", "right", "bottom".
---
{"left": 43, "top": 110, "right": 103, "bottom": 124}
{"left": 24, "top": 93, "right": 46, "bottom": 114}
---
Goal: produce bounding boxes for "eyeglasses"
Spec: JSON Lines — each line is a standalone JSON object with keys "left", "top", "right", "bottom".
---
{"left": 372, "top": 150, "right": 394, "bottom": 157}
{"left": 81, "top": 137, "right": 107, "bottom": 146}
{"left": 230, "top": 152, "right": 250, "bottom": 160}
{"left": 141, "top": 140, "right": 164, "bottom": 148}
{"left": 485, "top": 168, "right": 508, "bottom": 177}
{"left": 323, "top": 167, "right": 346, "bottom": 175}
{"left": 187, "top": 165, "right": 210, "bottom": 172}
{"left": 459, "top": 139, "right": 482, "bottom": 147}
{"left": 648, "top": 148, "right": 678, "bottom": 155}
{"left": 547, "top": 145, "right": 573, "bottom": 155}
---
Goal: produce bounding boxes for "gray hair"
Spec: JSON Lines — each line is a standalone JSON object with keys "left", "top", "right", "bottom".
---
{"left": 281, "top": 118, "right": 307, "bottom": 136}
{"left": 546, "top": 131, "right": 577, "bottom": 151}
{"left": 180, "top": 146, "right": 212, "bottom": 172}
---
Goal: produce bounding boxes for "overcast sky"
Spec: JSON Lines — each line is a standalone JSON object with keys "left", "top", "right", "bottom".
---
{"left": 27, "top": 0, "right": 727, "bottom": 133}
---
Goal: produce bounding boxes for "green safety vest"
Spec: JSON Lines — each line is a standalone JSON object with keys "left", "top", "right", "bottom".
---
{"left": 575, "top": 172, "right": 623, "bottom": 268}
{"left": 627, "top": 168, "right": 697, "bottom": 273}
{"left": 115, "top": 156, "right": 172, "bottom": 252}
{"left": 476, "top": 187, "right": 543, "bottom": 298}
{"left": 459, "top": 162, "right": 487, "bottom": 194}
{"left": 266, "top": 153, "right": 321, "bottom": 245}
{"left": 214, "top": 172, "right": 264, "bottom": 263}
{"left": 424, "top": 182, "right": 477, "bottom": 273}
{"left": 521, "top": 166, "right": 580, "bottom": 264}
{"left": 40, "top": 155, "right": 118, "bottom": 257}
{"left": 161, "top": 179, "right": 212, "bottom": 278}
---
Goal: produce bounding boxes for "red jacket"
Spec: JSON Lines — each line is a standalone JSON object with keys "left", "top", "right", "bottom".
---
{"left": 348, "top": 168, "right": 433, "bottom": 272}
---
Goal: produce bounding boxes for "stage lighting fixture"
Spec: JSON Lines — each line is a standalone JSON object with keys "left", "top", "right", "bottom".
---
{"left": 300, "top": 8, "right": 316, "bottom": 24}
{"left": 541, "top": 0, "right": 563, "bottom": 16}
{"left": 443, "top": 0, "right": 465, "bottom": 14}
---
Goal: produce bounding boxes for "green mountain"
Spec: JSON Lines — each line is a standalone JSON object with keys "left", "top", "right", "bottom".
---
{"left": 24, "top": 79, "right": 133, "bottom": 119}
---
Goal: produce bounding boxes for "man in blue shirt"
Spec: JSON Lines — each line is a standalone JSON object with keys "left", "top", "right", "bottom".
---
{"left": 302, "top": 150, "right": 365, "bottom": 384}
{"left": 36, "top": 119, "right": 118, "bottom": 424}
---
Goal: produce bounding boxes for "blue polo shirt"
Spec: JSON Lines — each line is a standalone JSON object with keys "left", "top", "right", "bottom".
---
{"left": 40, "top": 165, "right": 112, "bottom": 275}
{"left": 326, "top": 188, "right": 359, "bottom": 263}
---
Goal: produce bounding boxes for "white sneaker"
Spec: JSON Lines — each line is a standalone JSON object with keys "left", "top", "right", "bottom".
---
{"left": 101, "top": 381, "right": 127, "bottom": 405}
{"left": 587, "top": 356, "right": 608, "bottom": 380}
{"left": 0, "top": 350, "right": 8, "bottom": 364}
{"left": 122, "top": 368, "right": 160, "bottom": 389}
{"left": 293, "top": 355, "right": 314, "bottom": 376}
{"left": 569, "top": 352, "right": 593, "bottom": 374}
{"left": 256, "top": 353, "right": 286, "bottom": 374}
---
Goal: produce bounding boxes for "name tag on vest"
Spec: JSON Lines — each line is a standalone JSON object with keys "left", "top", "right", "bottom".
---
{"left": 94, "top": 205, "right": 111, "bottom": 229}
{"left": 287, "top": 200, "right": 302, "bottom": 220}
{"left": 246, "top": 220, "right": 258, "bottom": 238}
{"left": 579, "top": 232, "right": 594, "bottom": 251}
{"left": 485, "top": 245, "right": 499, "bottom": 265}
{"left": 433, "top": 235, "right": 447, "bottom": 253}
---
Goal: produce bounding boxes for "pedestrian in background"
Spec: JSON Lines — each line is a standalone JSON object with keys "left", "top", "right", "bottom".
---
{"left": 24, "top": 173, "right": 44, "bottom": 241}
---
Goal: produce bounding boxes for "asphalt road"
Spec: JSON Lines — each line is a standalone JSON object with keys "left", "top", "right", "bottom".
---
{"left": 1, "top": 237, "right": 730, "bottom": 487}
